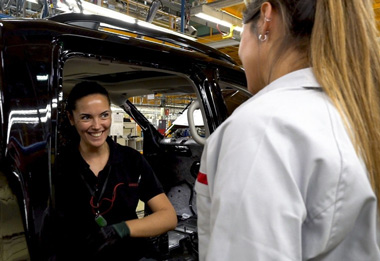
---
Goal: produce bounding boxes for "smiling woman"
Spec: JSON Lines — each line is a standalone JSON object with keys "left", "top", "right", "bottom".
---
{"left": 53, "top": 81, "right": 177, "bottom": 261}
{"left": 66, "top": 82, "right": 113, "bottom": 175}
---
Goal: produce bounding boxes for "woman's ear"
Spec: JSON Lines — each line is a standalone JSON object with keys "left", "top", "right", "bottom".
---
{"left": 260, "top": 2, "right": 273, "bottom": 36}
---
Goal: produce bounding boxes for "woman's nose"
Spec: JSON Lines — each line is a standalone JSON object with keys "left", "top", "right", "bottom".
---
{"left": 92, "top": 117, "right": 101, "bottom": 129}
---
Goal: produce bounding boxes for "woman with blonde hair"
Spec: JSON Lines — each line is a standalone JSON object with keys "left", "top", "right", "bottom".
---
{"left": 196, "top": 0, "right": 380, "bottom": 260}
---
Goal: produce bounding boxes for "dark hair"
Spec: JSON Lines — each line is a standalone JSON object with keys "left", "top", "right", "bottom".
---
{"left": 243, "top": 0, "right": 315, "bottom": 38}
{"left": 66, "top": 81, "right": 111, "bottom": 114}
{"left": 243, "top": 0, "right": 316, "bottom": 67}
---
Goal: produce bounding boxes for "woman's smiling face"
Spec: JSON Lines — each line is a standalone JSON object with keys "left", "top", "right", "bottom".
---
{"left": 68, "top": 93, "right": 111, "bottom": 150}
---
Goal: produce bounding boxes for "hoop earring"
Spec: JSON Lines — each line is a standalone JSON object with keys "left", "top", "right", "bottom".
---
{"left": 258, "top": 33, "right": 268, "bottom": 42}
{"left": 264, "top": 17, "right": 271, "bottom": 22}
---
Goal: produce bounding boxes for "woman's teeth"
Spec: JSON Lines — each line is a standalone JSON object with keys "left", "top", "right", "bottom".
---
{"left": 91, "top": 132, "right": 102, "bottom": 137}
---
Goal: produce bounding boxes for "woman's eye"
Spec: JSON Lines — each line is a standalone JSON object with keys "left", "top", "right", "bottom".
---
{"left": 101, "top": 112, "right": 110, "bottom": 118}
{"left": 81, "top": 115, "right": 90, "bottom": 120}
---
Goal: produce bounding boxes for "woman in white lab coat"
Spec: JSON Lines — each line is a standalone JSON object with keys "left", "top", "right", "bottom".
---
{"left": 195, "top": 0, "right": 380, "bottom": 260}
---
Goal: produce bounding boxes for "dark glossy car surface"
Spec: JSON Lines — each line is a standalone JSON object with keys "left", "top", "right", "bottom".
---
{"left": 0, "top": 13, "right": 250, "bottom": 260}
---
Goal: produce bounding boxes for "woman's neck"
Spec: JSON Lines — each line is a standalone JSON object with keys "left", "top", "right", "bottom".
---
{"left": 267, "top": 50, "right": 308, "bottom": 85}
{"left": 79, "top": 142, "right": 108, "bottom": 156}
{"left": 79, "top": 142, "right": 110, "bottom": 176}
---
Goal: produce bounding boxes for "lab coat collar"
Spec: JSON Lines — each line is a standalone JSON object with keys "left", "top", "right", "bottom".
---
{"left": 254, "top": 67, "right": 321, "bottom": 99}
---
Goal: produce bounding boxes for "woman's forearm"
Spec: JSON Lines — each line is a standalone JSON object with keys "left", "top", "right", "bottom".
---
{"left": 126, "top": 193, "right": 177, "bottom": 237}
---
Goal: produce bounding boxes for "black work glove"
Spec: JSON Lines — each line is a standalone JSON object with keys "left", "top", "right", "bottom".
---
{"left": 88, "top": 221, "right": 131, "bottom": 253}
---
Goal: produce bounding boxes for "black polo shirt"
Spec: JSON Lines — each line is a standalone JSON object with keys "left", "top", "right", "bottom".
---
{"left": 54, "top": 137, "right": 164, "bottom": 260}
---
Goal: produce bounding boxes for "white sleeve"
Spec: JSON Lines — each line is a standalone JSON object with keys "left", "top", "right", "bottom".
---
{"left": 196, "top": 116, "right": 308, "bottom": 260}
{"left": 195, "top": 143, "right": 212, "bottom": 261}
{"left": 196, "top": 88, "right": 380, "bottom": 260}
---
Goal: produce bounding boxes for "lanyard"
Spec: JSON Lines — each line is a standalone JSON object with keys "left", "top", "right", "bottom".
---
{"left": 90, "top": 182, "right": 124, "bottom": 216}
{"left": 80, "top": 165, "right": 111, "bottom": 213}
{"left": 80, "top": 165, "right": 125, "bottom": 218}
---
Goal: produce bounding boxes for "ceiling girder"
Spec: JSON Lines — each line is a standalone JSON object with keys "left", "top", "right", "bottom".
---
{"left": 206, "top": 0, "right": 242, "bottom": 9}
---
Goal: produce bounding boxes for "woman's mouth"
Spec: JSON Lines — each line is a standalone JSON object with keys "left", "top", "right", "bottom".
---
{"left": 90, "top": 132, "right": 103, "bottom": 137}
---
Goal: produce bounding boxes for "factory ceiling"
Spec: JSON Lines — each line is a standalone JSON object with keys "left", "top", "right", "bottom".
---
{"left": 155, "top": 0, "right": 380, "bottom": 66}
{"left": 2, "top": 0, "right": 380, "bottom": 66}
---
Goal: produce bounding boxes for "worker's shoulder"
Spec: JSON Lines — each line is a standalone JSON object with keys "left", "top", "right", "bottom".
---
{"left": 226, "top": 85, "right": 327, "bottom": 128}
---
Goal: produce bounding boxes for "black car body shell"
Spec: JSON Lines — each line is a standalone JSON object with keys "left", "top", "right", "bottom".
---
{"left": 0, "top": 13, "right": 248, "bottom": 260}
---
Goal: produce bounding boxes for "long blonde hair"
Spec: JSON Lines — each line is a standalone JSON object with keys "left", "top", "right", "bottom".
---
{"left": 311, "top": 0, "right": 380, "bottom": 205}
{"left": 243, "top": 0, "right": 380, "bottom": 206}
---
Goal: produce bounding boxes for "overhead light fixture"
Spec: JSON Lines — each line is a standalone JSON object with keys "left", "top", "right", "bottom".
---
{"left": 136, "top": 20, "right": 196, "bottom": 40}
{"left": 233, "top": 25, "right": 242, "bottom": 32}
{"left": 81, "top": 1, "right": 195, "bottom": 40}
{"left": 191, "top": 4, "right": 242, "bottom": 33}
{"left": 195, "top": 12, "right": 232, "bottom": 28}
{"left": 77, "top": 1, "right": 196, "bottom": 40}
{"left": 81, "top": 1, "right": 136, "bottom": 24}
{"left": 25, "top": 0, "right": 196, "bottom": 40}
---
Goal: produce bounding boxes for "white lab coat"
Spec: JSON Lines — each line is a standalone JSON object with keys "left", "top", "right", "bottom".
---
{"left": 195, "top": 68, "right": 380, "bottom": 260}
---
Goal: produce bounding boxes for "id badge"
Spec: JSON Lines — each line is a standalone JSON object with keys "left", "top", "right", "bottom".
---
{"left": 95, "top": 214, "right": 107, "bottom": 227}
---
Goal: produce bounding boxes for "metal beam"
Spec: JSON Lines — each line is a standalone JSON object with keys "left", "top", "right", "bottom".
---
{"left": 205, "top": 38, "right": 239, "bottom": 48}
{"left": 191, "top": 16, "right": 230, "bottom": 32}
{"left": 160, "top": 0, "right": 182, "bottom": 13}
{"left": 192, "top": 16, "right": 241, "bottom": 41}
{"left": 190, "top": 4, "right": 242, "bottom": 26}
{"left": 207, "top": 0, "right": 243, "bottom": 9}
